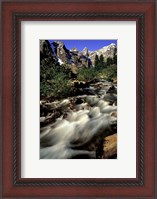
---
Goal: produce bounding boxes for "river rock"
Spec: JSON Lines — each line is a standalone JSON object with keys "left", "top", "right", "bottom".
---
{"left": 103, "top": 134, "right": 117, "bottom": 159}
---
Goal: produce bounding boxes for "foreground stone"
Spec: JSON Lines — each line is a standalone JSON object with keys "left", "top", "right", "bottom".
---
{"left": 103, "top": 133, "right": 117, "bottom": 159}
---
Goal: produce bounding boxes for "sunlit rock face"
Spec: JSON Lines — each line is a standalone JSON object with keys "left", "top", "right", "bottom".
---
{"left": 52, "top": 41, "right": 71, "bottom": 64}
{"left": 40, "top": 79, "right": 117, "bottom": 159}
{"left": 82, "top": 47, "right": 89, "bottom": 57}
{"left": 88, "top": 43, "right": 117, "bottom": 65}
{"left": 40, "top": 40, "right": 117, "bottom": 70}
{"left": 52, "top": 41, "right": 92, "bottom": 68}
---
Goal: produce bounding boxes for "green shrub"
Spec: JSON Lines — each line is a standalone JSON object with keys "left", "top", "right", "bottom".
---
{"left": 77, "top": 64, "right": 117, "bottom": 82}
{"left": 77, "top": 67, "right": 98, "bottom": 82}
{"left": 50, "top": 72, "right": 72, "bottom": 98}
{"left": 40, "top": 58, "right": 117, "bottom": 99}
{"left": 99, "top": 65, "right": 117, "bottom": 81}
{"left": 40, "top": 61, "right": 74, "bottom": 98}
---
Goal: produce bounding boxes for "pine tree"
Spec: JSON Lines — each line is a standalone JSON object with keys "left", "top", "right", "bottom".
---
{"left": 94, "top": 54, "right": 99, "bottom": 67}
{"left": 107, "top": 57, "right": 113, "bottom": 66}
{"left": 113, "top": 48, "right": 117, "bottom": 64}
{"left": 99, "top": 54, "right": 104, "bottom": 68}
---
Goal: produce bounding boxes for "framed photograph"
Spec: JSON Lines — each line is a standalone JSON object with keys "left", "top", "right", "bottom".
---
{"left": 1, "top": 0, "right": 156, "bottom": 198}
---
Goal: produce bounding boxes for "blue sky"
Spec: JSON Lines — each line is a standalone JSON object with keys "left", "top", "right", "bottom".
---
{"left": 49, "top": 40, "right": 117, "bottom": 51}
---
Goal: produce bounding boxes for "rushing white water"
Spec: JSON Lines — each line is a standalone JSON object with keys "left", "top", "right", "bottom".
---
{"left": 40, "top": 79, "right": 117, "bottom": 159}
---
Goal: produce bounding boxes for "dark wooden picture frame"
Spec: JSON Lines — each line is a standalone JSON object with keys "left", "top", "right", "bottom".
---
{"left": 1, "top": 0, "right": 156, "bottom": 198}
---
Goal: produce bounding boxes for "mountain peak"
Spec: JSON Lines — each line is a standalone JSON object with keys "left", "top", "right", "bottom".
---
{"left": 71, "top": 47, "right": 79, "bottom": 52}
{"left": 41, "top": 40, "right": 117, "bottom": 68}
{"left": 110, "top": 43, "right": 116, "bottom": 46}
{"left": 83, "top": 47, "right": 88, "bottom": 51}
{"left": 52, "top": 41, "right": 65, "bottom": 48}
{"left": 82, "top": 47, "right": 89, "bottom": 56}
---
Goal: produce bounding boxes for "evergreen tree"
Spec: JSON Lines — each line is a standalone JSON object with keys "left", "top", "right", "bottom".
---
{"left": 99, "top": 54, "right": 105, "bottom": 68}
{"left": 107, "top": 57, "right": 113, "bottom": 66}
{"left": 113, "top": 48, "right": 117, "bottom": 64}
{"left": 94, "top": 54, "right": 99, "bottom": 67}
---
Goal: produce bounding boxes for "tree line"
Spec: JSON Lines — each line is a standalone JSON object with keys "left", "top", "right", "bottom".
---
{"left": 94, "top": 50, "right": 117, "bottom": 68}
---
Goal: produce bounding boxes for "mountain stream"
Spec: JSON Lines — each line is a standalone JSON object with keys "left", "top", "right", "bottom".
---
{"left": 40, "top": 79, "right": 117, "bottom": 159}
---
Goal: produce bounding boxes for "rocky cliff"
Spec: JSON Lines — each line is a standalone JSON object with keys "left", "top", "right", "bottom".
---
{"left": 40, "top": 40, "right": 58, "bottom": 64}
{"left": 40, "top": 40, "right": 117, "bottom": 68}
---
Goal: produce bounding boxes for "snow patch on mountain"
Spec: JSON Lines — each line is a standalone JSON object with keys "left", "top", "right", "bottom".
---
{"left": 49, "top": 41, "right": 117, "bottom": 67}
{"left": 58, "top": 58, "right": 64, "bottom": 65}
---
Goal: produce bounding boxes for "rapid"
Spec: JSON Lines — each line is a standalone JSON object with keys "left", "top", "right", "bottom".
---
{"left": 40, "top": 79, "right": 117, "bottom": 159}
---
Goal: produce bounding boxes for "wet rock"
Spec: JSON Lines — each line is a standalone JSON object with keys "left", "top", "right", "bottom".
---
{"left": 111, "top": 111, "right": 117, "bottom": 117}
{"left": 40, "top": 104, "right": 49, "bottom": 116}
{"left": 75, "top": 98, "right": 84, "bottom": 104}
{"left": 74, "top": 81, "right": 87, "bottom": 88}
{"left": 103, "top": 134, "right": 117, "bottom": 159}
{"left": 106, "top": 85, "right": 117, "bottom": 94}
{"left": 40, "top": 117, "right": 46, "bottom": 123}
{"left": 103, "top": 93, "right": 117, "bottom": 104}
